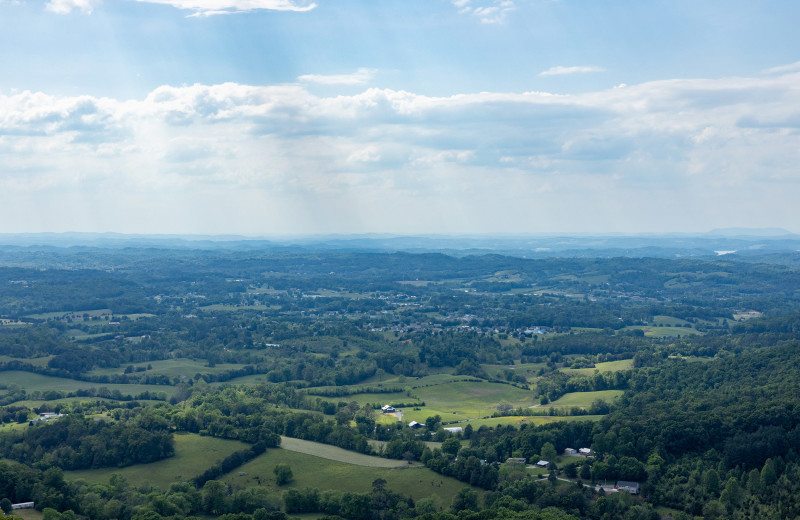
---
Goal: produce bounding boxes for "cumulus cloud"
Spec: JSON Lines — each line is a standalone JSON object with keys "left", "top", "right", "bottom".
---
{"left": 45, "top": 0, "right": 101, "bottom": 14}
{"left": 298, "top": 68, "right": 377, "bottom": 86}
{"left": 134, "top": 0, "right": 316, "bottom": 16}
{"left": 2, "top": 67, "right": 800, "bottom": 233}
{"left": 452, "top": 0, "right": 516, "bottom": 24}
{"left": 539, "top": 65, "right": 605, "bottom": 77}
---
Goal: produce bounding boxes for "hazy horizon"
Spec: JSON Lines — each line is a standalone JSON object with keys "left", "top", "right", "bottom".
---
{"left": 2, "top": 1, "right": 799, "bottom": 235}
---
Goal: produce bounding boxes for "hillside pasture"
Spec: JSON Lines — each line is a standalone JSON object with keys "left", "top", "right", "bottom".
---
{"left": 560, "top": 359, "right": 633, "bottom": 376}
{"left": 88, "top": 358, "right": 248, "bottom": 379}
{"left": 65, "top": 433, "right": 249, "bottom": 489}
{"left": 0, "top": 371, "right": 177, "bottom": 401}
{"left": 223, "top": 443, "right": 475, "bottom": 509}
{"left": 545, "top": 390, "right": 624, "bottom": 410}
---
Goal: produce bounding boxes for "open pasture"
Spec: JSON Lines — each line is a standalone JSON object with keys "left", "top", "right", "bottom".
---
{"left": 0, "top": 355, "right": 52, "bottom": 367}
{"left": 546, "top": 390, "right": 624, "bottom": 409}
{"left": 279, "top": 436, "right": 408, "bottom": 468}
{"left": 0, "top": 371, "right": 177, "bottom": 401}
{"left": 88, "top": 358, "right": 248, "bottom": 379}
{"left": 560, "top": 359, "right": 633, "bottom": 376}
{"left": 65, "top": 433, "right": 249, "bottom": 489}
{"left": 406, "top": 380, "right": 536, "bottom": 422}
{"left": 223, "top": 443, "right": 476, "bottom": 509}
{"left": 462, "top": 414, "right": 603, "bottom": 430}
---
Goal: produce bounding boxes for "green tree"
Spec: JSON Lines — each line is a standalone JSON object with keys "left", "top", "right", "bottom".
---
{"left": 451, "top": 488, "right": 478, "bottom": 512}
{"left": 442, "top": 437, "right": 461, "bottom": 456}
{"left": 273, "top": 463, "right": 293, "bottom": 486}
{"left": 202, "top": 479, "right": 227, "bottom": 514}
{"left": 0, "top": 498, "right": 12, "bottom": 514}
{"left": 541, "top": 442, "right": 558, "bottom": 461}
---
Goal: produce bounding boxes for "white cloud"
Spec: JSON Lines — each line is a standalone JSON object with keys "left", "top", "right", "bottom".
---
{"left": 298, "top": 68, "right": 377, "bottom": 86}
{"left": 45, "top": 0, "right": 101, "bottom": 14}
{"left": 762, "top": 61, "right": 800, "bottom": 74}
{"left": 134, "top": 0, "right": 316, "bottom": 16}
{"left": 2, "top": 69, "right": 799, "bottom": 233}
{"left": 539, "top": 65, "right": 605, "bottom": 77}
{"left": 453, "top": 0, "right": 515, "bottom": 24}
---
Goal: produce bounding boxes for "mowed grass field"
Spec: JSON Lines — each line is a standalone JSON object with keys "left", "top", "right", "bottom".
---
{"left": 560, "top": 359, "right": 633, "bottom": 376}
{"left": 279, "top": 437, "right": 409, "bottom": 468}
{"left": 0, "top": 355, "right": 53, "bottom": 367}
{"left": 224, "top": 443, "right": 476, "bottom": 510}
{"left": 66, "top": 433, "right": 249, "bottom": 488}
{"left": 0, "top": 371, "right": 177, "bottom": 401}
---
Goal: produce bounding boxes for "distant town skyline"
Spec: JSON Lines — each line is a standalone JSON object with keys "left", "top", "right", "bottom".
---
{"left": 1, "top": 1, "right": 799, "bottom": 234}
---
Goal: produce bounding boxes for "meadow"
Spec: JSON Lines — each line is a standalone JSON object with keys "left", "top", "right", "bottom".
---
{"left": 65, "top": 433, "right": 249, "bottom": 489}
{"left": 87, "top": 358, "right": 248, "bottom": 379}
{"left": 0, "top": 371, "right": 177, "bottom": 401}
{"left": 223, "top": 443, "right": 477, "bottom": 510}
{"left": 560, "top": 359, "right": 633, "bottom": 376}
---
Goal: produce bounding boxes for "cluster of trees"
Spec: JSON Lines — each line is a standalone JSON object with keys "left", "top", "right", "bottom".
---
{"left": 0, "top": 413, "right": 173, "bottom": 470}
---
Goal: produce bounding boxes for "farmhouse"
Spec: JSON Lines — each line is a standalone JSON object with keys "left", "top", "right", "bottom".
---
{"left": 381, "top": 405, "right": 395, "bottom": 413}
{"left": 579, "top": 448, "right": 592, "bottom": 456}
{"left": 408, "top": 421, "right": 424, "bottom": 429}
{"left": 11, "top": 503, "right": 35, "bottom": 510}
{"left": 616, "top": 481, "right": 640, "bottom": 494}
{"left": 563, "top": 448, "right": 577, "bottom": 456}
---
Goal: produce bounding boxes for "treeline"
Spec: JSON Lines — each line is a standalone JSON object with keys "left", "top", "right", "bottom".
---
{"left": 192, "top": 438, "right": 277, "bottom": 487}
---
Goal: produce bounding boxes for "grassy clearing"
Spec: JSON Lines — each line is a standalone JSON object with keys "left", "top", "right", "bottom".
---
{"left": 88, "top": 358, "right": 247, "bottom": 378}
{"left": 626, "top": 325, "right": 701, "bottom": 338}
{"left": 65, "top": 433, "right": 249, "bottom": 489}
{"left": 461, "top": 415, "right": 603, "bottom": 430}
{"left": 9, "top": 509, "right": 44, "bottom": 520}
{"left": 223, "top": 446, "right": 475, "bottom": 510}
{"left": 560, "top": 359, "right": 633, "bottom": 376}
{"left": 279, "top": 437, "right": 408, "bottom": 468}
{"left": 546, "top": 390, "right": 624, "bottom": 409}
{"left": 412, "top": 381, "right": 535, "bottom": 420}
{"left": 0, "top": 371, "right": 177, "bottom": 400}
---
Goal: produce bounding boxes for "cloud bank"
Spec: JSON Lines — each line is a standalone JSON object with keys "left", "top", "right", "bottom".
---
{"left": 1, "top": 67, "right": 799, "bottom": 233}
{"left": 539, "top": 66, "right": 605, "bottom": 77}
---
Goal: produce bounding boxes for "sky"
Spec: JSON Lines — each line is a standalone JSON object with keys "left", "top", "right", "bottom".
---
{"left": 1, "top": 0, "right": 799, "bottom": 235}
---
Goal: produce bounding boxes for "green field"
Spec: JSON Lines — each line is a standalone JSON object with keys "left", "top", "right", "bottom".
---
{"left": 546, "top": 390, "right": 624, "bottom": 409}
{"left": 0, "top": 355, "right": 53, "bottom": 367}
{"left": 223, "top": 444, "right": 476, "bottom": 510}
{"left": 88, "top": 358, "right": 247, "bottom": 379}
{"left": 66, "top": 433, "right": 249, "bottom": 488}
{"left": 0, "top": 371, "right": 177, "bottom": 401}
{"left": 627, "top": 325, "right": 702, "bottom": 338}
{"left": 560, "top": 359, "right": 633, "bottom": 376}
{"left": 460, "top": 414, "right": 603, "bottom": 429}
{"left": 279, "top": 437, "right": 409, "bottom": 468}
{"left": 405, "top": 381, "right": 536, "bottom": 423}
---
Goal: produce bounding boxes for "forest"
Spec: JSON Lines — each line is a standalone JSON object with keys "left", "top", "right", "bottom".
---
{"left": 1, "top": 244, "right": 800, "bottom": 520}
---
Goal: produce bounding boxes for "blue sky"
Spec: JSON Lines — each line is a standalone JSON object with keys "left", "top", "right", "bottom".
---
{"left": 1, "top": 0, "right": 799, "bottom": 235}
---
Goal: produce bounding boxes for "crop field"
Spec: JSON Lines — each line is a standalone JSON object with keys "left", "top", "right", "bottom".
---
{"left": 560, "top": 359, "right": 633, "bottom": 376}
{"left": 88, "top": 358, "right": 248, "bottom": 378}
{"left": 24, "top": 308, "right": 113, "bottom": 320}
{"left": 626, "top": 325, "right": 702, "bottom": 338}
{"left": 546, "top": 390, "right": 624, "bottom": 409}
{"left": 0, "top": 371, "right": 177, "bottom": 400}
{"left": 65, "top": 433, "right": 249, "bottom": 489}
{"left": 223, "top": 444, "right": 477, "bottom": 509}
